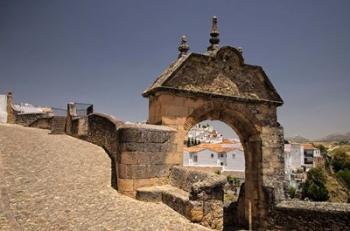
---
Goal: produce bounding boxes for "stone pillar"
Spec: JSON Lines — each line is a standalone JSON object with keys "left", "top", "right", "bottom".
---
{"left": 117, "top": 124, "right": 177, "bottom": 197}
{"left": 6, "top": 92, "right": 15, "bottom": 124}
{"left": 260, "top": 126, "right": 286, "bottom": 201}
{"left": 65, "top": 102, "right": 77, "bottom": 135}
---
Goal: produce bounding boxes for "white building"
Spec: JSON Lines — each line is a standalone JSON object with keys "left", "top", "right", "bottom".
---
{"left": 13, "top": 103, "right": 47, "bottom": 114}
{"left": 183, "top": 140, "right": 245, "bottom": 178}
{"left": 284, "top": 143, "right": 322, "bottom": 187}
{"left": 0, "top": 95, "right": 7, "bottom": 123}
{"left": 302, "top": 144, "right": 322, "bottom": 170}
{"left": 187, "top": 123, "right": 223, "bottom": 144}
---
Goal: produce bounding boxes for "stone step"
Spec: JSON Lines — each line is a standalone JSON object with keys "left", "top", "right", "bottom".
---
{"left": 136, "top": 185, "right": 190, "bottom": 202}
{"left": 50, "top": 117, "right": 66, "bottom": 134}
{"left": 136, "top": 185, "right": 169, "bottom": 202}
{"left": 136, "top": 185, "right": 197, "bottom": 222}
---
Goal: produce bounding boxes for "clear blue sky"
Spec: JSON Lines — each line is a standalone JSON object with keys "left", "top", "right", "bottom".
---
{"left": 1, "top": 0, "right": 349, "bottom": 139}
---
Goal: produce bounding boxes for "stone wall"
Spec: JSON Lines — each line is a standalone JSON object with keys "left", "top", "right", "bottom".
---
{"left": 117, "top": 124, "right": 177, "bottom": 197}
{"left": 84, "top": 113, "right": 124, "bottom": 189}
{"left": 68, "top": 112, "right": 180, "bottom": 196}
{"left": 136, "top": 166, "right": 227, "bottom": 230}
{"left": 71, "top": 117, "right": 88, "bottom": 138}
{"left": 85, "top": 113, "right": 124, "bottom": 157}
{"left": 5, "top": 92, "right": 51, "bottom": 127}
{"left": 15, "top": 113, "right": 51, "bottom": 126}
{"left": 269, "top": 200, "right": 350, "bottom": 230}
{"left": 169, "top": 166, "right": 227, "bottom": 230}
{"left": 29, "top": 117, "right": 53, "bottom": 129}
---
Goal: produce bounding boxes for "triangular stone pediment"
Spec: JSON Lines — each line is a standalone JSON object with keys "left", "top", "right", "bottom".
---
{"left": 143, "top": 46, "right": 283, "bottom": 105}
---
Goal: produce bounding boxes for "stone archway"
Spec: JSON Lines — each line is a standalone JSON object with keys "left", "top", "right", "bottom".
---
{"left": 145, "top": 92, "right": 285, "bottom": 228}
{"left": 143, "top": 19, "right": 285, "bottom": 229}
{"left": 184, "top": 105, "right": 262, "bottom": 226}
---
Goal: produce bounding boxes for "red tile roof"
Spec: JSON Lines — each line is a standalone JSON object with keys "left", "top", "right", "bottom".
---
{"left": 184, "top": 142, "right": 243, "bottom": 153}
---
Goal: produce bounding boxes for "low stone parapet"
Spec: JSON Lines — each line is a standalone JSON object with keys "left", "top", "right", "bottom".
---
{"left": 136, "top": 166, "right": 227, "bottom": 230}
{"left": 86, "top": 113, "right": 124, "bottom": 157}
{"left": 28, "top": 116, "right": 53, "bottom": 129}
{"left": 268, "top": 200, "right": 350, "bottom": 230}
{"left": 117, "top": 124, "right": 177, "bottom": 197}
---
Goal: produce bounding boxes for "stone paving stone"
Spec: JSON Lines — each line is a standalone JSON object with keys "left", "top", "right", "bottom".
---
{"left": 0, "top": 124, "right": 209, "bottom": 231}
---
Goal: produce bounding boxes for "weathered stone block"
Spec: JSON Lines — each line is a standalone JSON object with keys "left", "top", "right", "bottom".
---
{"left": 118, "top": 164, "right": 172, "bottom": 179}
{"left": 186, "top": 201, "right": 204, "bottom": 222}
{"left": 133, "top": 177, "right": 169, "bottom": 189}
{"left": 117, "top": 178, "right": 134, "bottom": 192}
{"left": 119, "top": 142, "right": 176, "bottom": 153}
{"left": 119, "top": 151, "right": 179, "bottom": 165}
{"left": 118, "top": 124, "right": 176, "bottom": 143}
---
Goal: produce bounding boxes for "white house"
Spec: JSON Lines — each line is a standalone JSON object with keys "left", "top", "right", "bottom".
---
{"left": 302, "top": 144, "right": 321, "bottom": 170}
{"left": 183, "top": 140, "right": 245, "bottom": 179}
{"left": 284, "top": 143, "right": 322, "bottom": 187}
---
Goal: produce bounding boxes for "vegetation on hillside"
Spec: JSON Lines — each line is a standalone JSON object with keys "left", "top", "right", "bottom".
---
{"left": 302, "top": 144, "right": 349, "bottom": 202}
{"left": 336, "top": 169, "right": 350, "bottom": 190}
{"left": 302, "top": 167, "right": 329, "bottom": 201}
{"left": 331, "top": 149, "right": 350, "bottom": 172}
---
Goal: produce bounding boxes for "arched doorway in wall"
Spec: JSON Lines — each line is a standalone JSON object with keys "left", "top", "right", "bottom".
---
{"left": 183, "top": 120, "right": 245, "bottom": 202}
{"left": 179, "top": 106, "right": 266, "bottom": 229}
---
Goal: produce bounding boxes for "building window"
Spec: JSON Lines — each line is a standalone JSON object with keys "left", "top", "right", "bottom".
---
{"left": 193, "top": 154, "right": 198, "bottom": 163}
{"left": 211, "top": 153, "right": 214, "bottom": 158}
{"left": 219, "top": 153, "right": 224, "bottom": 158}
{"left": 220, "top": 162, "right": 224, "bottom": 166}
{"left": 232, "top": 154, "right": 236, "bottom": 158}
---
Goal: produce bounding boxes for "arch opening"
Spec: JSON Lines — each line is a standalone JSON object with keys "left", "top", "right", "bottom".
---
{"left": 179, "top": 107, "right": 265, "bottom": 229}
{"left": 183, "top": 120, "right": 245, "bottom": 202}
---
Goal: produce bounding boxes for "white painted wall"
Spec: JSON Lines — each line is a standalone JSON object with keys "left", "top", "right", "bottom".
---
{"left": 0, "top": 95, "right": 7, "bottom": 123}
{"left": 183, "top": 148, "right": 245, "bottom": 172}
{"left": 224, "top": 149, "right": 245, "bottom": 171}
{"left": 184, "top": 149, "right": 219, "bottom": 166}
{"left": 284, "top": 143, "right": 304, "bottom": 172}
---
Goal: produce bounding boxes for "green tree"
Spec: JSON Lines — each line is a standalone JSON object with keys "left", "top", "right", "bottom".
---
{"left": 331, "top": 150, "right": 350, "bottom": 172}
{"left": 302, "top": 167, "right": 329, "bottom": 201}
{"left": 316, "top": 144, "right": 328, "bottom": 157}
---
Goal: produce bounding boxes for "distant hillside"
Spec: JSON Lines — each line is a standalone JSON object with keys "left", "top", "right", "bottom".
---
{"left": 286, "top": 135, "right": 310, "bottom": 143}
{"left": 287, "top": 132, "right": 350, "bottom": 143}
{"left": 319, "top": 132, "right": 350, "bottom": 142}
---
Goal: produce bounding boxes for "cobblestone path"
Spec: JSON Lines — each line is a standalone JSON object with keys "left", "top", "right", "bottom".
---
{"left": 0, "top": 125, "right": 208, "bottom": 231}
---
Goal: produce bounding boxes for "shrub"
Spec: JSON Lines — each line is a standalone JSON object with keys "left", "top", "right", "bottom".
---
{"left": 302, "top": 167, "right": 329, "bottom": 201}
{"left": 227, "top": 175, "right": 235, "bottom": 184}
{"left": 288, "top": 186, "right": 296, "bottom": 199}
{"left": 331, "top": 150, "right": 350, "bottom": 172}
{"left": 336, "top": 168, "right": 350, "bottom": 190}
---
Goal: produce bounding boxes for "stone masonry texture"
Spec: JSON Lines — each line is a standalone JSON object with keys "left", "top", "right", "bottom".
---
{"left": 0, "top": 124, "right": 209, "bottom": 231}
{"left": 144, "top": 46, "right": 286, "bottom": 229}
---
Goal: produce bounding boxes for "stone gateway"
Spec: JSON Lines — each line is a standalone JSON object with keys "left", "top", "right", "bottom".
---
{"left": 143, "top": 17, "right": 285, "bottom": 229}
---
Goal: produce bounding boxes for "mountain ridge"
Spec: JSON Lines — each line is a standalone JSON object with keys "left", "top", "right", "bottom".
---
{"left": 286, "top": 132, "right": 350, "bottom": 142}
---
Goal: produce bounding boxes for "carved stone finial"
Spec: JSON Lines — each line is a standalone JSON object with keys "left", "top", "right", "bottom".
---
{"left": 178, "top": 35, "right": 189, "bottom": 58}
{"left": 207, "top": 16, "right": 220, "bottom": 53}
